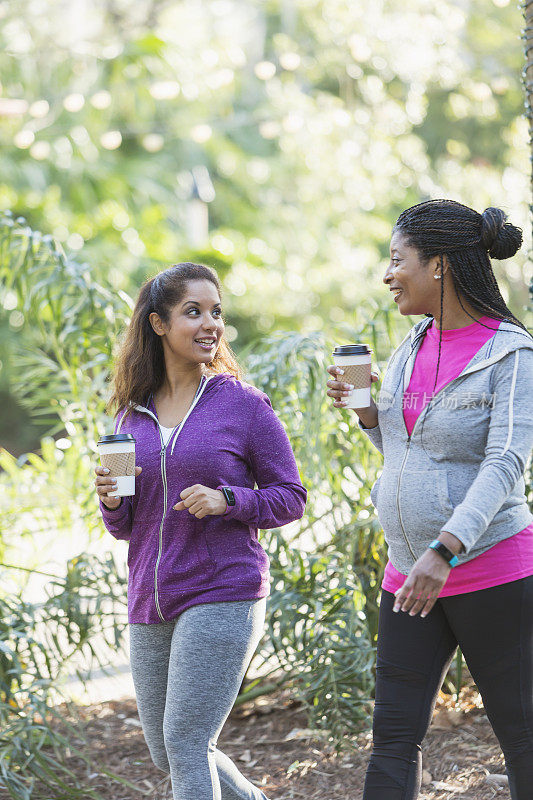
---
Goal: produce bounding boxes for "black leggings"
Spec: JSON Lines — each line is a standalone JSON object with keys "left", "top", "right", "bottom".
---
{"left": 363, "top": 577, "right": 533, "bottom": 800}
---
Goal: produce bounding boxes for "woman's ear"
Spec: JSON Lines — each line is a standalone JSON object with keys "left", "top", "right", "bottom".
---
{"left": 149, "top": 312, "right": 165, "bottom": 336}
{"left": 430, "top": 253, "right": 450, "bottom": 279}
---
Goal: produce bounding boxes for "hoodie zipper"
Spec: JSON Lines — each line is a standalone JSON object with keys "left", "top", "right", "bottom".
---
{"left": 153, "top": 376, "right": 209, "bottom": 621}
{"left": 394, "top": 346, "right": 478, "bottom": 563}
{"left": 395, "top": 379, "right": 460, "bottom": 563}
{"left": 118, "top": 410, "right": 167, "bottom": 621}
{"left": 396, "top": 439, "right": 417, "bottom": 561}
{"left": 391, "top": 326, "right": 531, "bottom": 564}
{"left": 154, "top": 437, "right": 168, "bottom": 621}
{"left": 123, "top": 410, "right": 173, "bottom": 622}
{"left": 120, "top": 376, "right": 211, "bottom": 622}
{"left": 395, "top": 358, "right": 506, "bottom": 560}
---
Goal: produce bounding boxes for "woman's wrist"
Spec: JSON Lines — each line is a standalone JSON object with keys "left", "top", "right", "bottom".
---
{"left": 354, "top": 401, "right": 379, "bottom": 429}
{"left": 438, "top": 530, "right": 464, "bottom": 556}
{"left": 102, "top": 496, "right": 122, "bottom": 510}
{"left": 216, "top": 490, "right": 228, "bottom": 515}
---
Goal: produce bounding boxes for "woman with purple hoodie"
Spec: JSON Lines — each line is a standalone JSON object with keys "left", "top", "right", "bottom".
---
{"left": 94, "top": 262, "right": 306, "bottom": 800}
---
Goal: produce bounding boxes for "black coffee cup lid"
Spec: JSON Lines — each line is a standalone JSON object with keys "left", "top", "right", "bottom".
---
{"left": 97, "top": 433, "right": 136, "bottom": 444}
{"left": 332, "top": 344, "right": 371, "bottom": 356}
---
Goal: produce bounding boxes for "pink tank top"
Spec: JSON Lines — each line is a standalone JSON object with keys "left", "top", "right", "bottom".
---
{"left": 382, "top": 315, "right": 533, "bottom": 597}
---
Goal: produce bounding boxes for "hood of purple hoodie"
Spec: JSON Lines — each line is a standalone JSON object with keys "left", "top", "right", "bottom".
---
{"left": 99, "top": 373, "right": 306, "bottom": 623}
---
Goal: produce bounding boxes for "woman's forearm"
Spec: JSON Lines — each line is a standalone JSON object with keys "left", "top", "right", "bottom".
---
{"left": 353, "top": 400, "right": 379, "bottom": 429}
{"left": 438, "top": 530, "right": 464, "bottom": 555}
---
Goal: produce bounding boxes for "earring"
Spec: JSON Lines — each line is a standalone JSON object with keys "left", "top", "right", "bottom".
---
{"left": 434, "top": 275, "right": 441, "bottom": 279}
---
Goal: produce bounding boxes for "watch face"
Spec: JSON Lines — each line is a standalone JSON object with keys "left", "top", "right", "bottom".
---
{"left": 222, "top": 487, "right": 235, "bottom": 506}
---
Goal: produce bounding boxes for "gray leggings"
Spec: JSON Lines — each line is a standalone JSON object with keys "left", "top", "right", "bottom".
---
{"left": 129, "top": 598, "right": 269, "bottom": 800}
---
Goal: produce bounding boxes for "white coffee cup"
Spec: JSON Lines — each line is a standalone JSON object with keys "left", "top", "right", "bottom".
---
{"left": 97, "top": 433, "right": 136, "bottom": 497}
{"left": 332, "top": 344, "right": 372, "bottom": 408}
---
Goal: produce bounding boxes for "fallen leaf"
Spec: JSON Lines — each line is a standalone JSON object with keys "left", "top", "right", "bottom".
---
{"left": 431, "top": 780, "right": 466, "bottom": 793}
{"left": 284, "top": 728, "right": 322, "bottom": 741}
{"left": 485, "top": 774, "right": 508, "bottom": 786}
{"left": 422, "top": 769, "right": 432, "bottom": 785}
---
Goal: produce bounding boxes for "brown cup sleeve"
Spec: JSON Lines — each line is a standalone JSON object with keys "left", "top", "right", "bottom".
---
{"left": 100, "top": 451, "right": 136, "bottom": 477}
{"left": 342, "top": 362, "right": 372, "bottom": 390}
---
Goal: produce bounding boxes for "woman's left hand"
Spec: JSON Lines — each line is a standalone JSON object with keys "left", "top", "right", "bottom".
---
{"left": 393, "top": 549, "right": 451, "bottom": 618}
{"left": 173, "top": 484, "right": 227, "bottom": 518}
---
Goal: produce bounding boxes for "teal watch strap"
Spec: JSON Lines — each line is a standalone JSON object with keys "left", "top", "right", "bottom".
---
{"left": 428, "top": 539, "right": 459, "bottom": 568}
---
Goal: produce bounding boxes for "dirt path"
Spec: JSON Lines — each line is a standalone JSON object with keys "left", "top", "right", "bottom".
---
{"left": 38, "top": 689, "right": 510, "bottom": 800}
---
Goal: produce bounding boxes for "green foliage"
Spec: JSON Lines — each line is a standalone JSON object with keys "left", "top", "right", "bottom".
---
{"left": 0, "top": 554, "right": 127, "bottom": 701}
{"left": 266, "top": 532, "right": 375, "bottom": 741}
{"left": 0, "top": 554, "right": 129, "bottom": 800}
{"left": 1, "top": 0, "right": 531, "bottom": 453}
{"left": 0, "top": 211, "right": 129, "bottom": 437}
{"left": 243, "top": 318, "right": 405, "bottom": 645}
{"left": 0, "top": 437, "right": 100, "bottom": 546}
{"left": 243, "top": 329, "right": 386, "bottom": 736}
{"left": 0, "top": 0, "right": 529, "bottom": 345}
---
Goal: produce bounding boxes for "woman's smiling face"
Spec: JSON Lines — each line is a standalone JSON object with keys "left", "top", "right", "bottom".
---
{"left": 150, "top": 279, "right": 225, "bottom": 366}
{"left": 383, "top": 229, "right": 441, "bottom": 316}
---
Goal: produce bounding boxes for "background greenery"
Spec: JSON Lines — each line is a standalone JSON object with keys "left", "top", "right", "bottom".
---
{"left": 1, "top": 0, "right": 531, "bottom": 453}
{"left": 1, "top": 0, "right": 532, "bottom": 796}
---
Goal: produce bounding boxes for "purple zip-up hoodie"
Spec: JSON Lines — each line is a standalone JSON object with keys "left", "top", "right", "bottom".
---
{"left": 99, "top": 373, "right": 307, "bottom": 623}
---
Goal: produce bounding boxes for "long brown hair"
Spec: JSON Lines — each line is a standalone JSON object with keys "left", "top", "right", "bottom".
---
{"left": 106, "top": 262, "right": 242, "bottom": 418}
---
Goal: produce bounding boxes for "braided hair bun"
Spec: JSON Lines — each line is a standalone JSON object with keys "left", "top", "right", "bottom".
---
{"left": 394, "top": 198, "right": 531, "bottom": 341}
{"left": 480, "top": 207, "right": 522, "bottom": 260}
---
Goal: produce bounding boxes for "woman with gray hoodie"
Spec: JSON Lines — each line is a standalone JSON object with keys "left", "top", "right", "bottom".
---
{"left": 327, "top": 200, "right": 533, "bottom": 800}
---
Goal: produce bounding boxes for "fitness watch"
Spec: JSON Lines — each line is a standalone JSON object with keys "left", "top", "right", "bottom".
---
{"left": 219, "top": 486, "right": 236, "bottom": 508}
{"left": 428, "top": 539, "right": 459, "bottom": 568}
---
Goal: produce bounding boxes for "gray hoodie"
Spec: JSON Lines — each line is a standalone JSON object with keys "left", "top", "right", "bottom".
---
{"left": 361, "top": 317, "right": 533, "bottom": 575}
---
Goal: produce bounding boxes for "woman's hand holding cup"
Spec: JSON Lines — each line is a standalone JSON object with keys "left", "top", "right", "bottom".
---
{"left": 94, "top": 465, "right": 142, "bottom": 509}
{"left": 326, "top": 366, "right": 380, "bottom": 428}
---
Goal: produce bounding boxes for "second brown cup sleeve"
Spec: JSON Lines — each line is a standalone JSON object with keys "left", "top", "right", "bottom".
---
{"left": 342, "top": 363, "right": 371, "bottom": 390}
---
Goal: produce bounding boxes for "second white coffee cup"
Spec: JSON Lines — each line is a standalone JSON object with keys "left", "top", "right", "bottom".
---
{"left": 332, "top": 344, "right": 372, "bottom": 408}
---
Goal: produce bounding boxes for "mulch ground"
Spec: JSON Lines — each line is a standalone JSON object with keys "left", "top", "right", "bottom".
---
{"left": 28, "top": 688, "right": 511, "bottom": 800}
